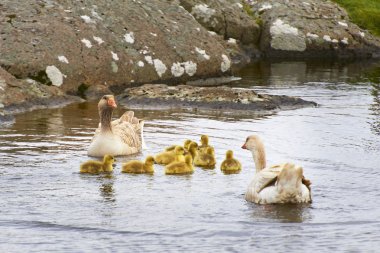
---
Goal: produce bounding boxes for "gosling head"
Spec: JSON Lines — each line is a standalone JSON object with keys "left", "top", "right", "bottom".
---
{"left": 183, "top": 139, "right": 192, "bottom": 149}
{"left": 200, "top": 135, "right": 209, "bottom": 145}
{"left": 103, "top": 154, "right": 115, "bottom": 164}
{"left": 226, "top": 150, "right": 234, "bottom": 159}
{"left": 206, "top": 147, "right": 214, "bottom": 155}
{"left": 145, "top": 156, "right": 155, "bottom": 165}
{"left": 174, "top": 146, "right": 185, "bottom": 155}
{"left": 241, "top": 135, "right": 262, "bottom": 151}
{"left": 99, "top": 94, "right": 117, "bottom": 110}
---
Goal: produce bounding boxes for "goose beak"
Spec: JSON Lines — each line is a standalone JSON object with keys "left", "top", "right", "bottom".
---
{"left": 108, "top": 98, "right": 117, "bottom": 108}
{"left": 241, "top": 143, "right": 247, "bottom": 149}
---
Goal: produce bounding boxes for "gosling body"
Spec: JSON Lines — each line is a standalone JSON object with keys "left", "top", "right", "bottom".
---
{"left": 165, "top": 155, "right": 194, "bottom": 175}
{"left": 80, "top": 155, "right": 115, "bottom": 174}
{"left": 122, "top": 156, "right": 155, "bottom": 174}
{"left": 221, "top": 150, "right": 242, "bottom": 173}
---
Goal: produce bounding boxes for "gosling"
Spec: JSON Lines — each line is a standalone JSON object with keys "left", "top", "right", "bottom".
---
{"left": 165, "top": 139, "right": 193, "bottom": 152}
{"left": 80, "top": 154, "right": 115, "bottom": 174}
{"left": 198, "top": 135, "right": 214, "bottom": 154}
{"left": 165, "top": 154, "right": 194, "bottom": 175}
{"left": 155, "top": 146, "right": 185, "bottom": 165}
{"left": 220, "top": 150, "right": 242, "bottom": 173}
{"left": 122, "top": 156, "right": 155, "bottom": 174}
{"left": 194, "top": 147, "right": 216, "bottom": 169}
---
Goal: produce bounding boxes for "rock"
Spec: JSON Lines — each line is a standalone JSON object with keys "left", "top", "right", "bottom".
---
{"left": 179, "top": 0, "right": 261, "bottom": 45}
{"left": 250, "top": 0, "right": 380, "bottom": 58}
{"left": 0, "top": 66, "right": 83, "bottom": 116}
{"left": 118, "top": 84, "right": 317, "bottom": 111}
{"left": 0, "top": 0, "right": 233, "bottom": 95}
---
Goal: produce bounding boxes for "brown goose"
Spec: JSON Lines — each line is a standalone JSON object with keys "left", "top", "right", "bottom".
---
{"left": 88, "top": 95, "right": 145, "bottom": 157}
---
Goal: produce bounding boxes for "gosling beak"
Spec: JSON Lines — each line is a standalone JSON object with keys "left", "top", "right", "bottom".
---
{"left": 241, "top": 143, "right": 247, "bottom": 149}
{"left": 108, "top": 98, "right": 117, "bottom": 108}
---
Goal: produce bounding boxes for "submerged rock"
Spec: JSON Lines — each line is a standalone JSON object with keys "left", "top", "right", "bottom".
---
{"left": 118, "top": 84, "right": 317, "bottom": 112}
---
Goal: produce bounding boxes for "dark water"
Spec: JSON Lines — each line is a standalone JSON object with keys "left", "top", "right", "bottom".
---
{"left": 1, "top": 60, "right": 380, "bottom": 252}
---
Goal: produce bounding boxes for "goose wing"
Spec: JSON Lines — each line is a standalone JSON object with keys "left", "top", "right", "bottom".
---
{"left": 254, "top": 164, "right": 286, "bottom": 193}
{"left": 111, "top": 111, "right": 142, "bottom": 149}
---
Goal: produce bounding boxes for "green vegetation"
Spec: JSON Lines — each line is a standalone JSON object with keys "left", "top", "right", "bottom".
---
{"left": 241, "top": 1, "right": 263, "bottom": 27}
{"left": 332, "top": 0, "right": 380, "bottom": 36}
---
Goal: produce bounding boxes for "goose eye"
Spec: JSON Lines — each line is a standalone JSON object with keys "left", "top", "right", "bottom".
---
{"left": 103, "top": 96, "right": 107, "bottom": 100}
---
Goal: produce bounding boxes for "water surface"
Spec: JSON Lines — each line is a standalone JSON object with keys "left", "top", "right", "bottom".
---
{"left": 0, "top": 60, "right": 380, "bottom": 252}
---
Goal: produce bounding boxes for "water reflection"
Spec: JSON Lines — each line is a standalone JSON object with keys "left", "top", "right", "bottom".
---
{"left": 368, "top": 68, "right": 380, "bottom": 136}
{"left": 248, "top": 203, "right": 312, "bottom": 223}
{"left": 234, "top": 59, "right": 380, "bottom": 87}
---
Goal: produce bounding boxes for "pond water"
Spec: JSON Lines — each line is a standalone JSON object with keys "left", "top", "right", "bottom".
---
{"left": 0, "top": 60, "right": 380, "bottom": 252}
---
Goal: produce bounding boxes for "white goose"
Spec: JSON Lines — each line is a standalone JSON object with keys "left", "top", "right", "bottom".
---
{"left": 242, "top": 135, "right": 311, "bottom": 204}
{"left": 88, "top": 95, "right": 145, "bottom": 157}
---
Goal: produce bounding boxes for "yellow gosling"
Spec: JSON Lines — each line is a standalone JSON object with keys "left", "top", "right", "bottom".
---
{"left": 155, "top": 146, "right": 185, "bottom": 165}
{"left": 165, "top": 139, "right": 193, "bottom": 152}
{"left": 194, "top": 147, "right": 216, "bottom": 169}
{"left": 188, "top": 142, "right": 198, "bottom": 160}
{"left": 220, "top": 150, "right": 242, "bottom": 174}
{"left": 165, "top": 155, "right": 194, "bottom": 175}
{"left": 122, "top": 156, "right": 155, "bottom": 174}
{"left": 198, "top": 135, "right": 214, "bottom": 154}
{"left": 80, "top": 154, "right": 115, "bottom": 174}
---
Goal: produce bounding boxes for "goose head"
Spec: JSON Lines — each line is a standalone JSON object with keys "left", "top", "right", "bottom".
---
{"left": 241, "top": 135, "right": 262, "bottom": 151}
{"left": 99, "top": 95, "right": 117, "bottom": 110}
{"left": 174, "top": 146, "right": 185, "bottom": 156}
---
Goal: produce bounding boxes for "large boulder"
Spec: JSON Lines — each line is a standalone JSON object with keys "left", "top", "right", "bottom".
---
{"left": 0, "top": 0, "right": 233, "bottom": 95}
{"left": 249, "top": 0, "right": 380, "bottom": 58}
{"left": 179, "top": 0, "right": 261, "bottom": 45}
{"left": 0, "top": 66, "right": 81, "bottom": 120}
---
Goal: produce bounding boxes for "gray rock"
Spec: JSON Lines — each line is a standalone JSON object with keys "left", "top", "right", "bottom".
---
{"left": 0, "top": 0, "right": 233, "bottom": 95}
{"left": 179, "top": 0, "right": 261, "bottom": 45}
{"left": 250, "top": 0, "right": 380, "bottom": 58}
{"left": 118, "top": 84, "right": 317, "bottom": 112}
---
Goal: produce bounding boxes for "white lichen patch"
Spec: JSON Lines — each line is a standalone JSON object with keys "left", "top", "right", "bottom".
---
{"left": 150, "top": 32, "right": 157, "bottom": 37}
{"left": 184, "top": 61, "right": 197, "bottom": 76}
{"left": 46, "top": 65, "right": 64, "bottom": 87}
{"left": 124, "top": 32, "right": 135, "bottom": 44}
{"left": 338, "top": 21, "right": 348, "bottom": 27}
{"left": 332, "top": 39, "right": 339, "bottom": 43}
{"left": 221, "top": 54, "right": 231, "bottom": 73}
{"left": 58, "top": 56, "right": 69, "bottom": 64}
{"left": 341, "top": 38, "right": 349, "bottom": 45}
{"left": 111, "top": 51, "right": 119, "bottom": 61}
{"left": 171, "top": 62, "right": 185, "bottom": 77}
{"left": 270, "top": 19, "right": 298, "bottom": 36}
{"left": 93, "top": 36, "right": 104, "bottom": 45}
{"left": 81, "top": 38, "right": 92, "bottom": 48}
{"left": 235, "top": 3, "right": 243, "bottom": 8}
{"left": 153, "top": 59, "right": 167, "bottom": 77}
{"left": 208, "top": 31, "right": 217, "bottom": 36}
{"left": 323, "top": 35, "right": 332, "bottom": 42}
{"left": 91, "top": 10, "right": 103, "bottom": 20}
{"left": 195, "top": 47, "right": 210, "bottom": 60}
{"left": 306, "top": 32, "right": 319, "bottom": 39}
{"left": 144, "top": 56, "right": 153, "bottom": 65}
{"left": 259, "top": 3, "right": 272, "bottom": 12}
{"left": 192, "top": 4, "right": 216, "bottom": 23}
{"left": 137, "top": 61, "right": 145, "bottom": 67}
{"left": 196, "top": 27, "right": 201, "bottom": 32}
{"left": 359, "top": 31, "right": 365, "bottom": 38}
{"left": 80, "top": 15, "right": 95, "bottom": 24}
{"left": 227, "top": 38, "right": 237, "bottom": 44}
{"left": 270, "top": 19, "right": 306, "bottom": 51}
